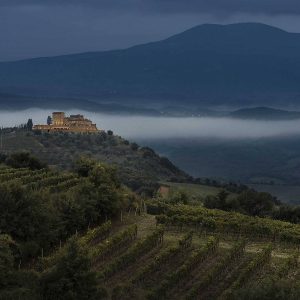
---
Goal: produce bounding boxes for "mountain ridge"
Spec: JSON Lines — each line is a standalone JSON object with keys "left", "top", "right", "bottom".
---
{"left": 1, "top": 22, "right": 300, "bottom": 106}
{"left": 229, "top": 106, "right": 300, "bottom": 120}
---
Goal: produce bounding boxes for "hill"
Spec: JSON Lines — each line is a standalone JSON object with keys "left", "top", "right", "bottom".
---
{"left": 229, "top": 107, "right": 300, "bottom": 120}
{"left": 1, "top": 23, "right": 300, "bottom": 106}
{"left": 0, "top": 128, "right": 189, "bottom": 192}
{"left": 0, "top": 93, "right": 161, "bottom": 115}
{"left": 143, "top": 135, "right": 300, "bottom": 189}
{"left": 2, "top": 170, "right": 300, "bottom": 300}
{"left": 1, "top": 149, "right": 300, "bottom": 298}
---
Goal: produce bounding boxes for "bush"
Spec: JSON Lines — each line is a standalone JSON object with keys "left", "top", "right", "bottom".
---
{"left": 6, "top": 152, "right": 47, "bottom": 170}
{"left": 130, "top": 143, "right": 139, "bottom": 151}
{"left": 39, "top": 237, "right": 104, "bottom": 300}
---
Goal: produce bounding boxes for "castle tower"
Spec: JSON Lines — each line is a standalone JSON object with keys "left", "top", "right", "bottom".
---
{"left": 52, "top": 112, "right": 65, "bottom": 126}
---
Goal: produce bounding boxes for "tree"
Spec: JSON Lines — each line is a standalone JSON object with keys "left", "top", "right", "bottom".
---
{"left": 237, "top": 190, "right": 275, "bottom": 216}
{"left": 169, "top": 191, "right": 189, "bottom": 204}
{"left": 131, "top": 142, "right": 139, "bottom": 151}
{"left": 75, "top": 156, "right": 96, "bottom": 177}
{"left": 0, "top": 182, "right": 57, "bottom": 259}
{"left": 39, "top": 237, "right": 105, "bottom": 300}
{"left": 72, "top": 160, "right": 123, "bottom": 225}
{"left": 0, "top": 153, "right": 7, "bottom": 163}
{"left": 47, "top": 116, "right": 52, "bottom": 125}
{"left": 0, "top": 234, "right": 39, "bottom": 299}
{"left": 0, "top": 234, "right": 15, "bottom": 289}
{"left": 88, "top": 163, "right": 122, "bottom": 219}
{"left": 26, "top": 119, "right": 33, "bottom": 131}
{"left": 107, "top": 130, "right": 113, "bottom": 136}
{"left": 204, "top": 190, "right": 231, "bottom": 210}
{"left": 5, "top": 152, "right": 47, "bottom": 170}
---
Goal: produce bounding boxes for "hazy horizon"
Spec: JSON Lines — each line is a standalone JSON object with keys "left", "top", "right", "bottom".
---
{"left": 1, "top": 109, "right": 300, "bottom": 140}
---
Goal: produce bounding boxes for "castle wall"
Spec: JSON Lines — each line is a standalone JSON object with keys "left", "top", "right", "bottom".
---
{"left": 33, "top": 112, "right": 100, "bottom": 133}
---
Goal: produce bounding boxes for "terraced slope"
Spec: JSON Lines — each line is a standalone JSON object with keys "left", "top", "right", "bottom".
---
{"left": 40, "top": 212, "right": 300, "bottom": 299}
{"left": 0, "top": 166, "right": 80, "bottom": 192}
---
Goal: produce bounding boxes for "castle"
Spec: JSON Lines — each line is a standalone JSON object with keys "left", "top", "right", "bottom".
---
{"left": 33, "top": 112, "right": 100, "bottom": 133}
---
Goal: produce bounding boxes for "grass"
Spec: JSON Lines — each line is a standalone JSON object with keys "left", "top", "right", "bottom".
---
{"left": 166, "top": 182, "right": 221, "bottom": 197}
{"left": 162, "top": 181, "right": 237, "bottom": 203}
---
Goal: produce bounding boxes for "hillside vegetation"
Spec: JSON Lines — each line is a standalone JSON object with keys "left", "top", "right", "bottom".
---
{"left": 0, "top": 128, "right": 188, "bottom": 192}
{"left": 0, "top": 167, "right": 300, "bottom": 300}
{"left": 145, "top": 135, "right": 300, "bottom": 187}
{"left": 2, "top": 136, "right": 300, "bottom": 299}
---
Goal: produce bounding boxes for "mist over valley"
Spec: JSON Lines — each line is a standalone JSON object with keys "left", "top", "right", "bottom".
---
{"left": 2, "top": 109, "right": 300, "bottom": 140}
{"left": 2, "top": 109, "right": 300, "bottom": 202}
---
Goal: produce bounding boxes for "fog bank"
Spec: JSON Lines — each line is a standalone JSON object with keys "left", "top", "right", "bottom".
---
{"left": 1, "top": 109, "right": 300, "bottom": 139}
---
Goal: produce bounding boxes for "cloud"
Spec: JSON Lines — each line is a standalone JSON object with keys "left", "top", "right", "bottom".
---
{"left": 1, "top": 0, "right": 300, "bottom": 16}
{"left": 149, "top": 0, "right": 300, "bottom": 16}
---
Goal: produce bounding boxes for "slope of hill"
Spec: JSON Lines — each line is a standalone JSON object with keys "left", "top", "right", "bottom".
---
{"left": 1, "top": 149, "right": 300, "bottom": 299}
{"left": 1, "top": 23, "right": 300, "bottom": 106}
{"left": 0, "top": 129, "right": 189, "bottom": 191}
{"left": 20, "top": 201, "right": 300, "bottom": 299}
{"left": 0, "top": 93, "right": 161, "bottom": 115}
{"left": 229, "top": 107, "right": 300, "bottom": 120}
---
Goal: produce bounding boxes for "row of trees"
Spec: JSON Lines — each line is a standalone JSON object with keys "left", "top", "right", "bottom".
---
{"left": 203, "top": 189, "right": 300, "bottom": 225}
{"left": 0, "top": 234, "right": 107, "bottom": 299}
{"left": 149, "top": 200, "right": 300, "bottom": 244}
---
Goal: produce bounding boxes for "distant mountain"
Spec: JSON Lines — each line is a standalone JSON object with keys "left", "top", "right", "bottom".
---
{"left": 1, "top": 23, "right": 300, "bottom": 106}
{"left": 0, "top": 93, "right": 160, "bottom": 115}
{"left": 229, "top": 107, "right": 300, "bottom": 120}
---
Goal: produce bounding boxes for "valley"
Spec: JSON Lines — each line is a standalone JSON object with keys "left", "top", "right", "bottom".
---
{"left": 2, "top": 16, "right": 300, "bottom": 299}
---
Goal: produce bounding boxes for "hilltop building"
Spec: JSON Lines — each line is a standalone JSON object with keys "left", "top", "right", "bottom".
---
{"left": 33, "top": 112, "right": 100, "bottom": 133}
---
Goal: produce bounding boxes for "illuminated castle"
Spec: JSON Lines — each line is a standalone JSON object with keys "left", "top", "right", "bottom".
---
{"left": 33, "top": 112, "right": 100, "bottom": 133}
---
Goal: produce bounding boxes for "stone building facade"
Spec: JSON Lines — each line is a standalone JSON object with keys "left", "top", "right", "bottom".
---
{"left": 33, "top": 112, "right": 100, "bottom": 133}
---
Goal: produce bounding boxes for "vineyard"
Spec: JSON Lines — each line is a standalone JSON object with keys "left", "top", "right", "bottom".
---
{"left": 2, "top": 163, "right": 300, "bottom": 299}
{"left": 39, "top": 204, "right": 300, "bottom": 300}
{"left": 0, "top": 165, "right": 80, "bottom": 192}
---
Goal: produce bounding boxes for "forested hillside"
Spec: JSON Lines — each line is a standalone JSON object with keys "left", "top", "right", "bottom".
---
{"left": 0, "top": 127, "right": 189, "bottom": 193}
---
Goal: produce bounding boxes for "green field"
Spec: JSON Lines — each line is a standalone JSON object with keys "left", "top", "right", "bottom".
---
{"left": 163, "top": 181, "right": 237, "bottom": 204}
{"left": 164, "top": 182, "right": 222, "bottom": 198}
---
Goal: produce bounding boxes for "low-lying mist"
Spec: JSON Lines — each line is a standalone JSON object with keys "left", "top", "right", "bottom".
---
{"left": 1, "top": 109, "right": 300, "bottom": 139}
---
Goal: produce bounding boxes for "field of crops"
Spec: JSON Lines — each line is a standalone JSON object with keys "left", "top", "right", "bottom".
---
{"left": 40, "top": 206, "right": 300, "bottom": 300}
{"left": 0, "top": 165, "right": 80, "bottom": 192}
{"left": 3, "top": 164, "right": 300, "bottom": 299}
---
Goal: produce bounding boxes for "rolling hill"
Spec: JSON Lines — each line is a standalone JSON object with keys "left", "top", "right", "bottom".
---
{"left": 1, "top": 23, "right": 300, "bottom": 106}
{"left": 229, "top": 107, "right": 300, "bottom": 120}
{"left": 0, "top": 128, "right": 189, "bottom": 192}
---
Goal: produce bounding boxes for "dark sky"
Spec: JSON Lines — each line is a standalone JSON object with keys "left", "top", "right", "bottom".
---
{"left": 1, "top": 0, "right": 300, "bottom": 62}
